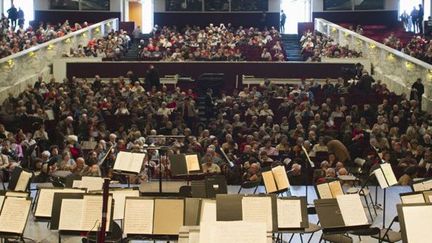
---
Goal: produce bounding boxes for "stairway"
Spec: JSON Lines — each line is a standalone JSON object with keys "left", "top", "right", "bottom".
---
{"left": 121, "top": 41, "right": 140, "bottom": 61}
{"left": 282, "top": 34, "right": 304, "bottom": 62}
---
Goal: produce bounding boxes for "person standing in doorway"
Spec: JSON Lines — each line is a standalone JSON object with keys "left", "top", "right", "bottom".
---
{"left": 418, "top": 4, "right": 424, "bottom": 34}
{"left": 411, "top": 6, "right": 419, "bottom": 33}
{"left": 6, "top": 4, "right": 17, "bottom": 30}
{"left": 280, "top": 10, "right": 287, "bottom": 33}
{"left": 17, "top": 7, "right": 24, "bottom": 28}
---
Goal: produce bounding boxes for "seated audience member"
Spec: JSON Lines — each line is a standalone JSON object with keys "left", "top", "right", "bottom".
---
{"left": 242, "top": 163, "right": 261, "bottom": 182}
{"left": 201, "top": 154, "right": 221, "bottom": 174}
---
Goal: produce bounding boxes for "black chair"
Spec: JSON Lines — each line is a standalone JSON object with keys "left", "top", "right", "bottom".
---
{"left": 85, "top": 221, "right": 123, "bottom": 243}
{"left": 349, "top": 227, "right": 382, "bottom": 243}
{"left": 237, "top": 180, "right": 260, "bottom": 194}
{"left": 179, "top": 185, "right": 192, "bottom": 197}
{"left": 371, "top": 216, "right": 402, "bottom": 242}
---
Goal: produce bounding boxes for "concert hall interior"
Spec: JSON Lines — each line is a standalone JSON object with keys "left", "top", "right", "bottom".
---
{"left": 0, "top": 0, "right": 432, "bottom": 242}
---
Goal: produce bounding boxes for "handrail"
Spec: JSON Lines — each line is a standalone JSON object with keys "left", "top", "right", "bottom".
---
{"left": 0, "top": 18, "right": 118, "bottom": 64}
{"left": 314, "top": 18, "right": 432, "bottom": 70}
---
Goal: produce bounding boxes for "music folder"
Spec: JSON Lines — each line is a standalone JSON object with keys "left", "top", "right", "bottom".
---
{"left": 374, "top": 163, "right": 398, "bottom": 189}
{"left": 397, "top": 203, "right": 432, "bottom": 243}
{"left": 0, "top": 196, "right": 31, "bottom": 235}
{"left": 7, "top": 167, "right": 32, "bottom": 192}
{"left": 261, "top": 165, "right": 290, "bottom": 193}
{"left": 184, "top": 198, "right": 201, "bottom": 226}
{"left": 277, "top": 197, "right": 308, "bottom": 230}
{"left": 113, "top": 151, "right": 146, "bottom": 174}
{"left": 123, "top": 197, "right": 184, "bottom": 236}
{"left": 192, "top": 176, "right": 228, "bottom": 198}
{"left": 411, "top": 178, "right": 432, "bottom": 192}
{"left": 400, "top": 191, "right": 432, "bottom": 204}
{"left": 315, "top": 180, "right": 344, "bottom": 199}
{"left": 216, "top": 194, "right": 243, "bottom": 221}
{"left": 315, "top": 194, "right": 370, "bottom": 232}
{"left": 169, "top": 154, "right": 201, "bottom": 176}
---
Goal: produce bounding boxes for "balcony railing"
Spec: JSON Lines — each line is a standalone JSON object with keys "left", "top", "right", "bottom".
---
{"left": 315, "top": 18, "right": 432, "bottom": 111}
{"left": 0, "top": 18, "right": 119, "bottom": 88}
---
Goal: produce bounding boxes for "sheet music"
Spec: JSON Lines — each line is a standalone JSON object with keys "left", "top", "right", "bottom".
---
{"left": 423, "top": 180, "right": 432, "bottom": 190}
{"left": 336, "top": 194, "right": 368, "bottom": 226}
{"left": 381, "top": 163, "right": 398, "bottom": 186}
{"left": 185, "top": 154, "right": 200, "bottom": 172}
{"left": 80, "top": 176, "right": 104, "bottom": 192}
{"left": 35, "top": 188, "right": 84, "bottom": 217}
{"left": 72, "top": 180, "right": 82, "bottom": 188}
{"left": 14, "top": 170, "right": 32, "bottom": 191}
{"left": 114, "top": 152, "right": 145, "bottom": 174}
{"left": 316, "top": 183, "right": 333, "bottom": 199}
{"left": 58, "top": 199, "right": 83, "bottom": 231}
{"left": 112, "top": 189, "right": 140, "bottom": 220}
{"left": 402, "top": 205, "right": 432, "bottom": 243}
{"left": 277, "top": 199, "right": 302, "bottom": 228}
{"left": 262, "top": 170, "right": 277, "bottom": 193}
{"left": 428, "top": 195, "right": 432, "bottom": 203}
{"left": 413, "top": 182, "right": 426, "bottom": 192}
{"left": 271, "top": 166, "right": 290, "bottom": 191}
{"left": 329, "top": 181, "right": 344, "bottom": 198}
{"left": 80, "top": 195, "right": 112, "bottom": 231}
{"left": 0, "top": 197, "right": 30, "bottom": 234}
{"left": 199, "top": 221, "right": 267, "bottom": 243}
{"left": 200, "top": 199, "right": 217, "bottom": 223}
{"left": 242, "top": 197, "right": 273, "bottom": 232}
{"left": 374, "top": 169, "right": 389, "bottom": 189}
{"left": 81, "top": 141, "right": 98, "bottom": 150}
{"left": 401, "top": 194, "right": 426, "bottom": 204}
{"left": 153, "top": 199, "right": 184, "bottom": 235}
{"left": 189, "top": 227, "right": 200, "bottom": 243}
{"left": 123, "top": 198, "right": 154, "bottom": 235}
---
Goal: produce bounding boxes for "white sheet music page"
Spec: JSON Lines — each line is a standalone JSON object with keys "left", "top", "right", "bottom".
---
{"left": 185, "top": 154, "right": 200, "bottom": 172}
{"left": 113, "top": 151, "right": 131, "bottom": 172}
{"left": 130, "top": 153, "right": 146, "bottom": 173}
{"left": 14, "top": 170, "right": 32, "bottom": 191}
{"left": 403, "top": 205, "right": 432, "bottom": 243}
{"left": 35, "top": 188, "right": 84, "bottom": 217}
{"left": 277, "top": 199, "right": 302, "bottom": 228}
{"left": 242, "top": 197, "right": 273, "bottom": 232}
{"left": 381, "top": 163, "right": 398, "bottom": 186}
{"left": 0, "top": 197, "right": 30, "bottom": 234}
{"left": 271, "top": 166, "right": 290, "bottom": 191}
{"left": 374, "top": 169, "right": 389, "bottom": 189}
{"left": 262, "top": 170, "right": 277, "bottom": 193}
{"left": 413, "top": 182, "right": 426, "bottom": 192}
{"left": 200, "top": 199, "right": 216, "bottom": 224}
{"left": 336, "top": 194, "right": 368, "bottom": 226}
{"left": 81, "top": 176, "right": 104, "bottom": 192}
{"left": 401, "top": 194, "right": 426, "bottom": 204}
{"left": 316, "top": 183, "right": 333, "bottom": 199}
{"left": 112, "top": 189, "right": 140, "bottom": 220}
{"left": 123, "top": 198, "right": 154, "bottom": 235}
{"left": 58, "top": 199, "right": 83, "bottom": 231}
{"left": 423, "top": 180, "right": 432, "bottom": 190}
{"left": 80, "top": 195, "right": 112, "bottom": 231}
{"left": 199, "top": 221, "right": 267, "bottom": 243}
{"left": 72, "top": 180, "right": 82, "bottom": 188}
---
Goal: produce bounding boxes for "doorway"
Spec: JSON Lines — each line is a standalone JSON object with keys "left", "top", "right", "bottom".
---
{"left": 128, "top": 0, "right": 154, "bottom": 34}
{"left": 280, "top": 0, "right": 312, "bottom": 34}
{"left": 3, "top": 0, "right": 34, "bottom": 28}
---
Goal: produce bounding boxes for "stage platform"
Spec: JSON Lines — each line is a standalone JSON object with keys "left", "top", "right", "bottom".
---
{"left": 6, "top": 182, "right": 410, "bottom": 242}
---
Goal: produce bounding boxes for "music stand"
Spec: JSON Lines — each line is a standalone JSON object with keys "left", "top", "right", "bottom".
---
{"left": 0, "top": 196, "right": 32, "bottom": 242}
{"left": 373, "top": 163, "right": 398, "bottom": 228}
{"left": 397, "top": 203, "right": 432, "bottom": 243}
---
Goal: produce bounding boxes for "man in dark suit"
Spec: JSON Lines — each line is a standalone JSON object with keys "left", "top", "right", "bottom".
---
{"left": 411, "top": 78, "right": 424, "bottom": 108}
{"left": 145, "top": 65, "right": 160, "bottom": 90}
{"left": 418, "top": 4, "right": 424, "bottom": 34}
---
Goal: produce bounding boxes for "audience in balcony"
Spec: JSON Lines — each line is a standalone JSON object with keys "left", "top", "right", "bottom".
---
{"left": 300, "top": 30, "right": 362, "bottom": 62}
{"left": 0, "top": 68, "right": 430, "bottom": 186}
{"left": 138, "top": 24, "right": 286, "bottom": 61}
{"left": 63, "top": 30, "right": 131, "bottom": 60}
{"left": 0, "top": 15, "right": 88, "bottom": 58}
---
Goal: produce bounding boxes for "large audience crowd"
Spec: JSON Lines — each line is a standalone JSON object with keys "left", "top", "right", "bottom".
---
{"left": 138, "top": 24, "right": 286, "bottom": 61}
{"left": 64, "top": 29, "right": 131, "bottom": 60}
{"left": 0, "top": 66, "right": 430, "bottom": 186}
{"left": 0, "top": 15, "right": 88, "bottom": 58}
{"left": 383, "top": 34, "right": 432, "bottom": 64}
{"left": 300, "top": 30, "right": 363, "bottom": 62}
